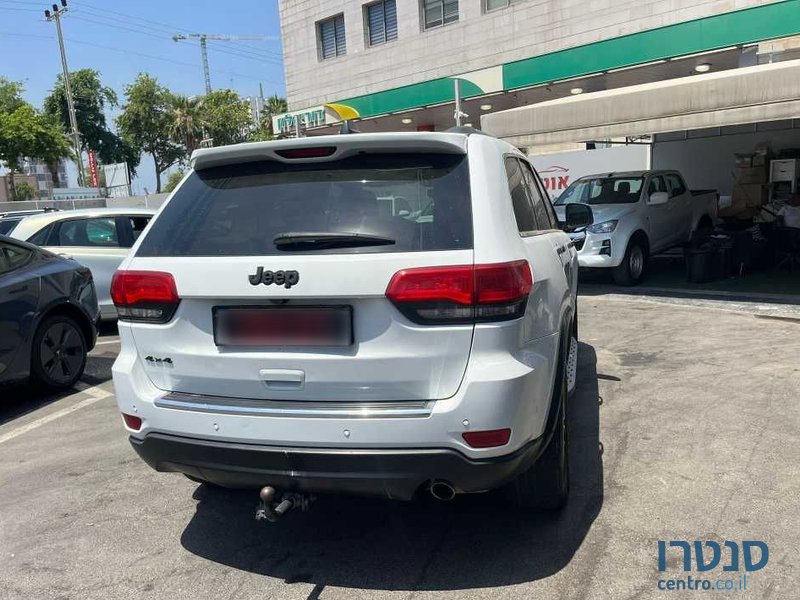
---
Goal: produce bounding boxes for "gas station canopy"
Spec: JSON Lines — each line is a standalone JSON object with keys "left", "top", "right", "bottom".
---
{"left": 481, "top": 59, "right": 800, "bottom": 148}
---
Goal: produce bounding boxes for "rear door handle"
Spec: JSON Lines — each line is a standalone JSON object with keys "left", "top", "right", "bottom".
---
{"left": 259, "top": 368, "right": 305, "bottom": 390}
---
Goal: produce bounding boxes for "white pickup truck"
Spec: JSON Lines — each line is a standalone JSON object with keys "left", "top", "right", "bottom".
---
{"left": 553, "top": 170, "right": 717, "bottom": 285}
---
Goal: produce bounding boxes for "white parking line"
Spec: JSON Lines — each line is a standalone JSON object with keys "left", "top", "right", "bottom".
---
{"left": 0, "top": 384, "right": 113, "bottom": 445}
{"left": 94, "top": 339, "right": 120, "bottom": 346}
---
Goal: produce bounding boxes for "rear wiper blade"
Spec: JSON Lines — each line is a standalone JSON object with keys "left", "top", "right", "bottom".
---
{"left": 273, "top": 231, "right": 396, "bottom": 250}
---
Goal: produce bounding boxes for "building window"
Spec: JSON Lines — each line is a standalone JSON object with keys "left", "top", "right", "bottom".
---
{"left": 318, "top": 14, "right": 346, "bottom": 60}
{"left": 485, "top": 0, "right": 525, "bottom": 11}
{"left": 422, "top": 0, "right": 458, "bottom": 30}
{"left": 366, "top": 0, "right": 398, "bottom": 46}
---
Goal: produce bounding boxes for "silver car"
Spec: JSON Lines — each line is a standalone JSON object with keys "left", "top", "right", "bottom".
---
{"left": 8, "top": 208, "right": 156, "bottom": 320}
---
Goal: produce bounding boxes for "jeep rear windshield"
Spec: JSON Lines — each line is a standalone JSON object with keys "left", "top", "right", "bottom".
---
{"left": 136, "top": 153, "right": 472, "bottom": 257}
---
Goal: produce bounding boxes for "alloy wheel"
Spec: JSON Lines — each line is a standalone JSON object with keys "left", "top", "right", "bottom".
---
{"left": 629, "top": 246, "right": 644, "bottom": 279}
{"left": 39, "top": 321, "right": 84, "bottom": 386}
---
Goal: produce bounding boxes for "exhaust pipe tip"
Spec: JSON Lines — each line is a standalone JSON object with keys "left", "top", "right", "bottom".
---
{"left": 430, "top": 480, "right": 456, "bottom": 501}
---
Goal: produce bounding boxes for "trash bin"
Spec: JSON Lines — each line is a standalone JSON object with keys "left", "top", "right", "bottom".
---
{"left": 686, "top": 248, "right": 725, "bottom": 283}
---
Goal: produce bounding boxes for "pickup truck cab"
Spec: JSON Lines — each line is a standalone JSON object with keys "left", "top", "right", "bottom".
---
{"left": 553, "top": 170, "right": 717, "bottom": 285}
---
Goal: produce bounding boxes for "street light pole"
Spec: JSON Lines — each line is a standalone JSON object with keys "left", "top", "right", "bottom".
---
{"left": 45, "top": 0, "right": 84, "bottom": 186}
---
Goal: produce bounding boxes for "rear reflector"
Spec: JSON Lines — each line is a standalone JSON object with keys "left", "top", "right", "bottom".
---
{"left": 385, "top": 261, "right": 532, "bottom": 325}
{"left": 122, "top": 413, "right": 142, "bottom": 431}
{"left": 462, "top": 428, "right": 511, "bottom": 448}
{"left": 275, "top": 146, "right": 337, "bottom": 159}
{"left": 111, "top": 271, "right": 179, "bottom": 323}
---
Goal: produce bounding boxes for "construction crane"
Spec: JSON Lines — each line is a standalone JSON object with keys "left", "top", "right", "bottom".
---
{"left": 172, "top": 33, "right": 278, "bottom": 94}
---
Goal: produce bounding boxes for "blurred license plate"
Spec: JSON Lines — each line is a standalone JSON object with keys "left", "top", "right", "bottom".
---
{"left": 214, "top": 306, "right": 352, "bottom": 347}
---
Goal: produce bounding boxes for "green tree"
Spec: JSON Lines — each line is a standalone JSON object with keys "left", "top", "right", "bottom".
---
{"left": 169, "top": 95, "right": 206, "bottom": 157}
{"left": 44, "top": 69, "right": 139, "bottom": 176}
{"left": 11, "top": 181, "right": 37, "bottom": 201}
{"left": 163, "top": 170, "right": 185, "bottom": 193}
{"left": 0, "top": 82, "right": 71, "bottom": 199}
{"left": 264, "top": 94, "right": 287, "bottom": 135}
{"left": 200, "top": 89, "right": 251, "bottom": 147}
{"left": 249, "top": 94, "right": 287, "bottom": 141}
{"left": 0, "top": 77, "right": 25, "bottom": 113}
{"left": 117, "top": 74, "right": 183, "bottom": 193}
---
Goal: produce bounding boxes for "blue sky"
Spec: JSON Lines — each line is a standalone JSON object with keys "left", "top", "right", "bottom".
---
{"left": 0, "top": 0, "right": 285, "bottom": 193}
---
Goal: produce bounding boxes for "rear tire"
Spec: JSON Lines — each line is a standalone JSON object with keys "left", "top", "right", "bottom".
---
{"left": 612, "top": 239, "right": 647, "bottom": 286}
{"left": 31, "top": 315, "right": 87, "bottom": 390}
{"left": 505, "top": 334, "right": 570, "bottom": 511}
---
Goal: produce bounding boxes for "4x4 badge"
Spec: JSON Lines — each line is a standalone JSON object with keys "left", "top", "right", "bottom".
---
{"left": 248, "top": 267, "right": 300, "bottom": 289}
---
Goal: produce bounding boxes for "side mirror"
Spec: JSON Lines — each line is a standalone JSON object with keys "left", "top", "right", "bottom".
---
{"left": 563, "top": 203, "right": 593, "bottom": 230}
{"left": 648, "top": 191, "right": 669, "bottom": 205}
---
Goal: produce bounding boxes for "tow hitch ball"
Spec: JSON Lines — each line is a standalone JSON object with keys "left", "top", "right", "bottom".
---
{"left": 256, "top": 486, "right": 314, "bottom": 522}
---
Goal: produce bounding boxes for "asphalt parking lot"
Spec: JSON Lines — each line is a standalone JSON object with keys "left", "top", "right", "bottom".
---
{"left": 1, "top": 295, "right": 799, "bottom": 600}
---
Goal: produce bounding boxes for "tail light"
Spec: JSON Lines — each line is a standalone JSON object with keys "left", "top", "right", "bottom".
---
{"left": 385, "top": 260, "right": 532, "bottom": 325}
{"left": 111, "top": 270, "right": 179, "bottom": 323}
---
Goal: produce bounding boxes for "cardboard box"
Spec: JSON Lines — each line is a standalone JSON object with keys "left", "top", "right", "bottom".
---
{"left": 718, "top": 194, "right": 747, "bottom": 217}
{"left": 752, "top": 143, "right": 772, "bottom": 167}
{"left": 735, "top": 165, "right": 769, "bottom": 184}
{"left": 732, "top": 183, "right": 768, "bottom": 208}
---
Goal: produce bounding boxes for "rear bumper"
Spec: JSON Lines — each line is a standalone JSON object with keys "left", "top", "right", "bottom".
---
{"left": 113, "top": 324, "right": 561, "bottom": 460}
{"left": 130, "top": 432, "right": 547, "bottom": 501}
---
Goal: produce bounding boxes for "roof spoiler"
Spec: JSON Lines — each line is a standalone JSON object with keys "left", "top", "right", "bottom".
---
{"left": 190, "top": 133, "right": 469, "bottom": 171}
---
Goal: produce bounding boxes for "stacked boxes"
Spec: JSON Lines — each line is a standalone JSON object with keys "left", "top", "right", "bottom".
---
{"left": 719, "top": 146, "right": 771, "bottom": 218}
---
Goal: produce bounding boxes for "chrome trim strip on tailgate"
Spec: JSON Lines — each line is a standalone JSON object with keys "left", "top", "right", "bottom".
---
{"left": 156, "top": 391, "right": 433, "bottom": 418}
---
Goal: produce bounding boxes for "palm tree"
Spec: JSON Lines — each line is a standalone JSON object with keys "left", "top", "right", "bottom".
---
{"left": 262, "top": 94, "right": 288, "bottom": 138}
{"left": 169, "top": 95, "right": 206, "bottom": 156}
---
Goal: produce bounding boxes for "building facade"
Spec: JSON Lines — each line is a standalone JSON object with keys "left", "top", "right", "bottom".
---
{"left": 0, "top": 174, "right": 40, "bottom": 203}
{"left": 276, "top": 0, "right": 800, "bottom": 139}
{"left": 23, "top": 158, "right": 68, "bottom": 199}
{"left": 0, "top": 159, "right": 68, "bottom": 201}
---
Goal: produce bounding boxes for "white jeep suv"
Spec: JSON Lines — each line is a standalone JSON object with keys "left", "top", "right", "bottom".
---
{"left": 111, "top": 130, "right": 593, "bottom": 513}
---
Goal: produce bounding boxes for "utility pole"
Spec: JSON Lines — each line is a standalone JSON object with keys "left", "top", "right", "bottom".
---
{"left": 45, "top": 1, "right": 84, "bottom": 187}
